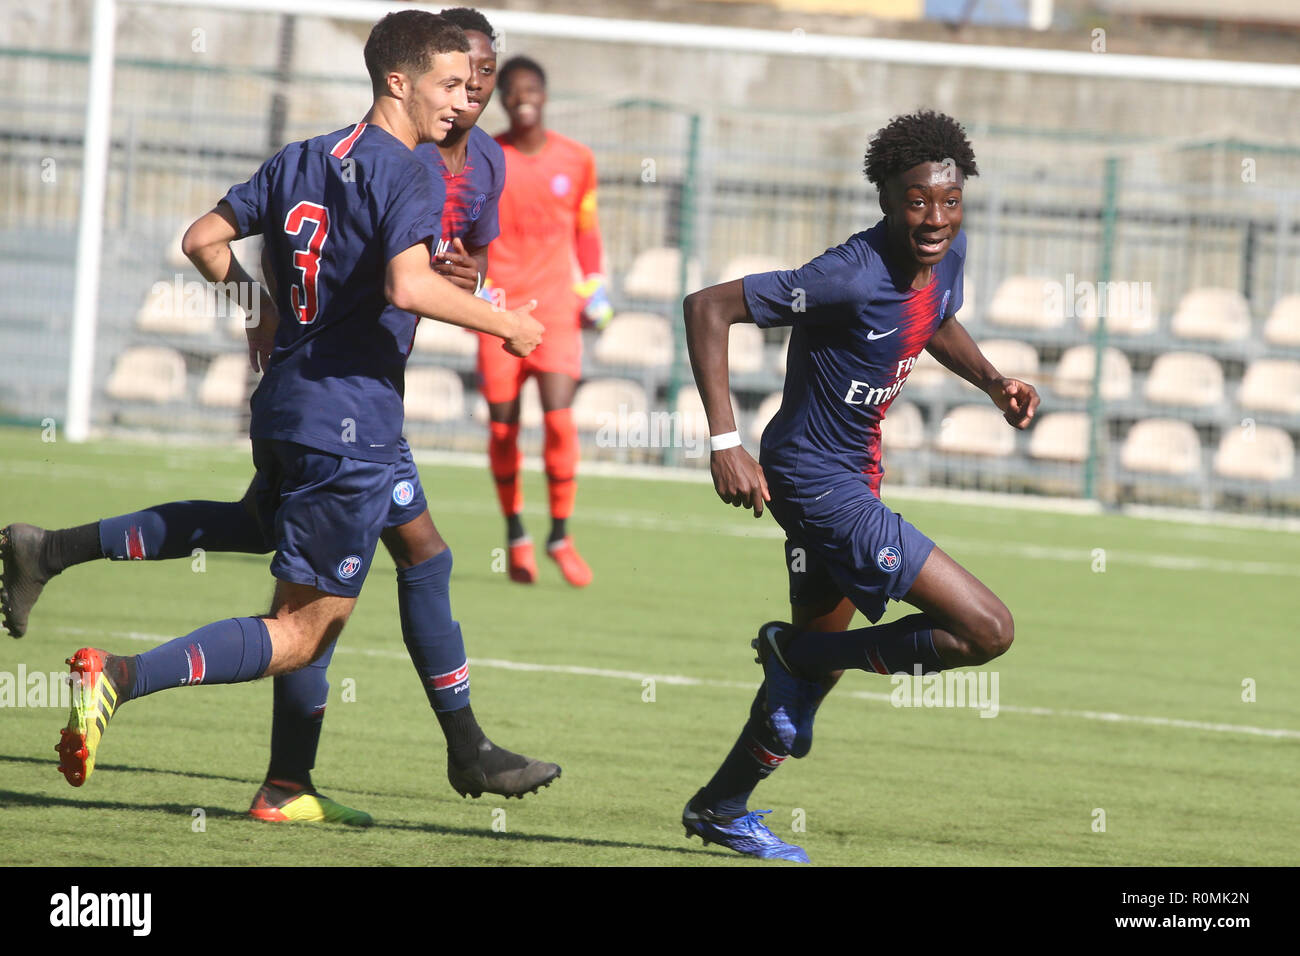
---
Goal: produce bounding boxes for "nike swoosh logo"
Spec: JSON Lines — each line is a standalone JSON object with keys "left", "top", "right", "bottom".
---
{"left": 867, "top": 328, "right": 898, "bottom": 340}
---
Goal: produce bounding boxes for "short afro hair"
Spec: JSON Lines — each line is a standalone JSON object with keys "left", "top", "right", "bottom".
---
{"left": 439, "top": 7, "right": 497, "bottom": 45}
{"left": 863, "top": 110, "right": 978, "bottom": 191}
{"left": 498, "top": 55, "right": 546, "bottom": 96}
{"left": 364, "top": 11, "right": 468, "bottom": 98}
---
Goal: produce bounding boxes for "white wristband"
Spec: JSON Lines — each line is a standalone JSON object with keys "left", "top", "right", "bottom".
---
{"left": 710, "top": 431, "right": 742, "bottom": 452}
{"left": 473, "top": 272, "right": 484, "bottom": 295}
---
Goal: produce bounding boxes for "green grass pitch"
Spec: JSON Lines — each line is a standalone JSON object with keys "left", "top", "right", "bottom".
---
{"left": 1, "top": 425, "right": 1296, "bottom": 866}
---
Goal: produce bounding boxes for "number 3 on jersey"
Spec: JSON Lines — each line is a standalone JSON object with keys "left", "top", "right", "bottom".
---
{"left": 285, "top": 201, "right": 330, "bottom": 325}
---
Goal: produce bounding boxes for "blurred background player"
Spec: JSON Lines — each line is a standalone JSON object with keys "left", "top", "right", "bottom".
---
{"left": 6, "top": 11, "right": 553, "bottom": 819}
{"left": 678, "top": 111, "right": 1039, "bottom": 862}
{"left": 477, "top": 54, "right": 611, "bottom": 588}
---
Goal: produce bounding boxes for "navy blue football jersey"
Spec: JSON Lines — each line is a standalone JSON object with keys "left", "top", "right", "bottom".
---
{"left": 744, "top": 220, "right": 966, "bottom": 493}
{"left": 415, "top": 125, "right": 504, "bottom": 255}
{"left": 222, "top": 122, "right": 444, "bottom": 463}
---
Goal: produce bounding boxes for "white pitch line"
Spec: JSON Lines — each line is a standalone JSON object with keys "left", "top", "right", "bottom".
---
{"left": 45, "top": 626, "right": 1300, "bottom": 741}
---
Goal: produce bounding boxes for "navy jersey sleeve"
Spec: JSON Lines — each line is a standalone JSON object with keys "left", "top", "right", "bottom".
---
{"left": 462, "top": 133, "right": 504, "bottom": 249}
{"left": 945, "top": 232, "right": 968, "bottom": 319}
{"left": 379, "top": 163, "right": 445, "bottom": 264}
{"left": 220, "top": 153, "right": 279, "bottom": 238}
{"left": 743, "top": 240, "right": 873, "bottom": 329}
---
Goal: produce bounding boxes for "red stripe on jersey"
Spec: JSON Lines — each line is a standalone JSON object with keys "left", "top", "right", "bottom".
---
{"left": 330, "top": 122, "right": 367, "bottom": 160}
{"left": 431, "top": 662, "right": 470, "bottom": 690}
{"left": 868, "top": 647, "right": 890, "bottom": 675}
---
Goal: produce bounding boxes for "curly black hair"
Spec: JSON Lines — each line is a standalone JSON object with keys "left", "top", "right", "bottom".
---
{"left": 364, "top": 11, "right": 467, "bottom": 98}
{"left": 439, "top": 7, "right": 496, "bottom": 44}
{"left": 863, "top": 110, "right": 978, "bottom": 191}
{"left": 498, "top": 55, "right": 546, "bottom": 96}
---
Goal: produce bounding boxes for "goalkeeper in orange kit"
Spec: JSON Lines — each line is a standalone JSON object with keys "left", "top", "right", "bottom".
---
{"left": 476, "top": 55, "right": 610, "bottom": 587}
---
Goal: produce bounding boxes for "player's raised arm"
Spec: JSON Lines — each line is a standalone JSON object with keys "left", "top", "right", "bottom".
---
{"left": 683, "top": 279, "right": 770, "bottom": 517}
{"left": 926, "top": 313, "right": 1040, "bottom": 428}
{"left": 181, "top": 202, "right": 279, "bottom": 372}
{"left": 386, "top": 241, "right": 542, "bottom": 356}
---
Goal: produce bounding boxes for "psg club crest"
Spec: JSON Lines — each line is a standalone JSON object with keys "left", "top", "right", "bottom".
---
{"left": 876, "top": 546, "right": 902, "bottom": 573}
{"left": 338, "top": 555, "right": 363, "bottom": 579}
{"left": 470, "top": 193, "right": 486, "bottom": 221}
{"left": 550, "top": 173, "right": 571, "bottom": 197}
{"left": 392, "top": 480, "right": 415, "bottom": 506}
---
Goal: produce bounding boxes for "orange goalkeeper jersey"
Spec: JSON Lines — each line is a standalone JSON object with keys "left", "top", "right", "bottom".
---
{"left": 486, "top": 130, "right": 604, "bottom": 326}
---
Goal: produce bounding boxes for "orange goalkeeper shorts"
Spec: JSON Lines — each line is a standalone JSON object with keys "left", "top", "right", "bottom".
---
{"left": 476, "top": 322, "right": 581, "bottom": 404}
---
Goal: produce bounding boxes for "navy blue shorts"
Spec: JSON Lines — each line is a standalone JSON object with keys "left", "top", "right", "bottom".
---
{"left": 386, "top": 438, "right": 429, "bottom": 529}
{"left": 249, "top": 439, "right": 395, "bottom": 598}
{"left": 767, "top": 475, "right": 935, "bottom": 624}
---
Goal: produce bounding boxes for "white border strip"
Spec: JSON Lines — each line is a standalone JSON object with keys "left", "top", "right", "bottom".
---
{"left": 123, "top": 0, "right": 1300, "bottom": 89}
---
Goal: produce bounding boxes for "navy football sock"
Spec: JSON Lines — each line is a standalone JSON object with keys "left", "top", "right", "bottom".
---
{"left": 128, "top": 617, "right": 272, "bottom": 700}
{"left": 695, "top": 686, "right": 789, "bottom": 819}
{"left": 398, "top": 549, "right": 471, "bottom": 715}
{"left": 266, "top": 642, "right": 336, "bottom": 786}
{"left": 785, "top": 613, "right": 946, "bottom": 676}
{"left": 39, "top": 523, "right": 101, "bottom": 575}
{"left": 98, "top": 501, "right": 268, "bottom": 562}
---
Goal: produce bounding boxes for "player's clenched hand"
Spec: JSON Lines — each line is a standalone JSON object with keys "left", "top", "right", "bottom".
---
{"left": 504, "top": 301, "right": 543, "bottom": 357}
{"left": 989, "top": 377, "right": 1040, "bottom": 429}
{"left": 433, "top": 237, "right": 480, "bottom": 293}
{"left": 711, "top": 445, "right": 770, "bottom": 518}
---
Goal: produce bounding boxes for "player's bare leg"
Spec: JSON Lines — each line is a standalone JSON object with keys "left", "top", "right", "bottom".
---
{"left": 901, "top": 545, "right": 1014, "bottom": 665}
{"left": 536, "top": 370, "right": 591, "bottom": 587}
{"left": 487, "top": 395, "right": 536, "bottom": 583}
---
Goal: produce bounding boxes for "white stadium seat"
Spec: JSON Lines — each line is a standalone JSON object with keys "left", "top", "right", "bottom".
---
{"left": 1143, "top": 351, "right": 1224, "bottom": 408}
{"left": 572, "top": 379, "right": 649, "bottom": 432}
{"left": 1263, "top": 295, "right": 1300, "bottom": 347}
{"left": 592, "top": 313, "right": 673, "bottom": 368}
{"left": 1170, "top": 287, "right": 1251, "bottom": 342}
{"left": 955, "top": 277, "right": 974, "bottom": 321}
{"left": 675, "top": 384, "right": 739, "bottom": 440}
{"left": 715, "top": 254, "right": 789, "bottom": 285}
{"left": 935, "top": 406, "right": 1015, "bottom": 457}
{"left": 728, "top": 322, "right": 766, "bottom": 374}
{"left": 1214, "top": 425, "right": 1295, "bottom": 483}
{"left": 413, "top": 317, "right": 478, "bottom": 356}
{"left": 404, "top": 367, "right": 466, "bottom": 423}
{"left": 881, "top": 400, "right": 925, "bottom": 451}
{"left": 106, "top": 347, "right": 187, "bottom": 403}
{"left": 775, "top": 329, "right": 792, "bottom": 376}
{"left": 1238, "top": 359, "right": 1300, "bottom": 415}
{"left": 987, "top": 275, "right": 1066, "bottom": 330}
{"left": 1077, "top": 281, "right": 1158, "bottom": 336}
{"left": 621, "top": 247, "right": 702, "bottom": 301}
{"left": 198, "top": 353, "right": 249, "bottom": 409}
{"left": 136, "top": 280, "right": 226, "bottom": 335}
{"left": 966, "top": 339, "right": 1039, "bottom": 392}
{"left": 1053, "top": 345, "right": 1132, "bottom": 400}
{"left": 1028, "top": 412, "right": 1091, "bottom": 463}
{"left": 905, "top": 347, "right": 948, "bottom": 391}
{"left": 749, "top": 391, "right": 783, "bottom": 444}
{"left": 1120, "top": 419, "right": 1201, "bottom": 475}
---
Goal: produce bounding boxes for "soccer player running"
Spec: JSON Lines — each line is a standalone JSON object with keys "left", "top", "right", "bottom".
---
{"left": 475, "top": 55, "right": 610, "bottom": 588}
{"left": 679, "top": 111, "right": 1039, "bottom": 862}
{"left": 15, "top": 12, "right": 548, "bottom": 810}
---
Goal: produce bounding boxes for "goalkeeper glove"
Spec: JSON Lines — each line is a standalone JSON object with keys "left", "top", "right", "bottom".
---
{"left": 575, "top": 274, "right": 613, "bottom": 330}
